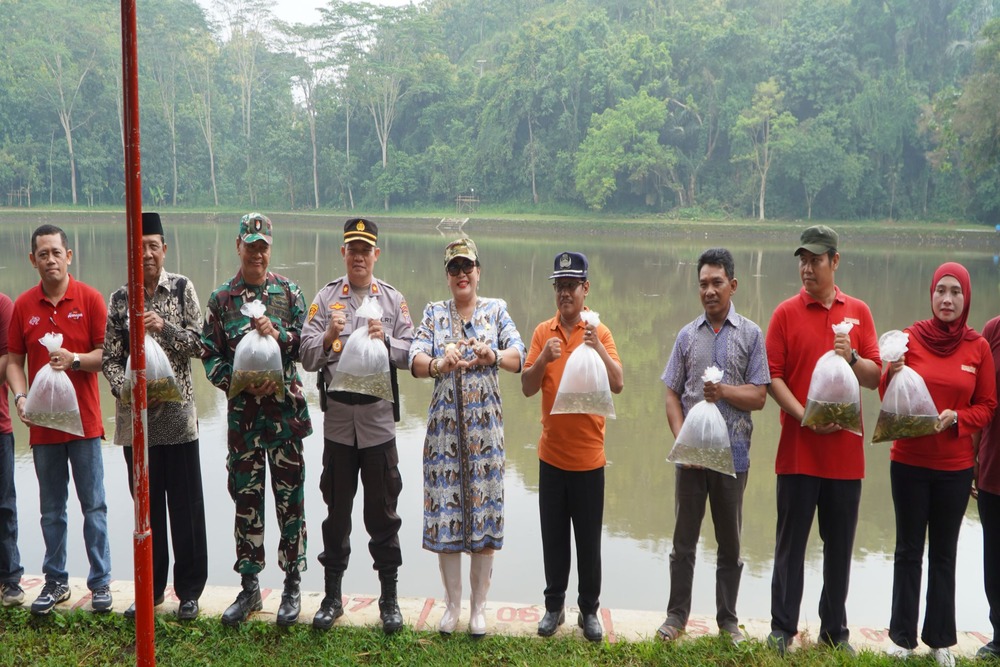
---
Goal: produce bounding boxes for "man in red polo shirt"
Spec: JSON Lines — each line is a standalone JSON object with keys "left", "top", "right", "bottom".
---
{"left": 521, "top": 251, "right": 624, "bottom": 643}
{"left": 6, "top": 224, "right": 111, "bottom": 616}
{"left": 764, "top": 225, "right": 881, "bottom": 655}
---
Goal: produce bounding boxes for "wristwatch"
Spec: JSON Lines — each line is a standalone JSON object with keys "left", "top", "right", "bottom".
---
{"left": 849, "top": 349, "right": 859, "bottom": 367}
{"left": 71, "top": 353, "right": 81, "bottom": 371}
{"left": 13, "top": 392, "right": 27, "bottom": 405}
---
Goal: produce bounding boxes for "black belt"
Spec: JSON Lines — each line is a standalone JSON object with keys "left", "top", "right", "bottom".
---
{"left": 328, "top": 390, "right": 380, "bottom": 406}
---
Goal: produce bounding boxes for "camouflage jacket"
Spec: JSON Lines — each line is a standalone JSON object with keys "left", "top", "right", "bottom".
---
{"left": 102, "top": 271, "right": 202, "bottom": 446}
{"left": 201, "top": 270, "right": 312, "bottom": 450}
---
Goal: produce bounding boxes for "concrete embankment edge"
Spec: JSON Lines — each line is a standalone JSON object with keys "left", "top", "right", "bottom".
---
{"left": 13, "top": 575, "right": 992, "bottom": 659}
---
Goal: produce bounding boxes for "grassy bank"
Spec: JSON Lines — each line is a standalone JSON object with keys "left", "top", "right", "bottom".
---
{"left": 0, "top": 608, "right": 964, "bottom": 666}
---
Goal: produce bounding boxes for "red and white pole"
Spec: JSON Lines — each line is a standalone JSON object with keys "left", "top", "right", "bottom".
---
{"left": 119, "top": 0, "right": 155, "bottom": 664}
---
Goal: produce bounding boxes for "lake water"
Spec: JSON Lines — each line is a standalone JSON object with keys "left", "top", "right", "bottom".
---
{"left": 2, "top": 212, "right": 998, "bottom": 633}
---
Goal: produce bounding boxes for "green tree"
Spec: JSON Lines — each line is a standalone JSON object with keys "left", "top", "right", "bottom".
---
{"left": 732, "top": 78, "right": 797, "bottom": 220}
{"left": 9, "top": 0, "right": 116, "bottom": 205}
{"left": 574, "top": 91, "right": 676, "bottom": 210}
{"left": 780, "top": 113, "right": 861, "bottom": 219}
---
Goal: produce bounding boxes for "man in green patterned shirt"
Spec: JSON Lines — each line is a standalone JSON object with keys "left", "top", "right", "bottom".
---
{"left": 201, "top": 213, "right": 312, "bottom": 627}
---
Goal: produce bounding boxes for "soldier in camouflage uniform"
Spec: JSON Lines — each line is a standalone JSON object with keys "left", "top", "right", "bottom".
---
{"left": 102, "top": 212, "right": 207, "bottom": 621}
{"left": 201, "top": 213, "right": 312, "bottom": 627}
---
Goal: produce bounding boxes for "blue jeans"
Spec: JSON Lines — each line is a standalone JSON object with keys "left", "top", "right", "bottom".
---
{"left": 32, "top": 438, "right": 111, "bottom": 590}
{"left": 0, "top": 432, "right": 23, "bottom": 584}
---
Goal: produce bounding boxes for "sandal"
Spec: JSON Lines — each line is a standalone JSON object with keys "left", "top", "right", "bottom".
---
{"left": 656, "top": 621, "right": 683, "bottom": 642}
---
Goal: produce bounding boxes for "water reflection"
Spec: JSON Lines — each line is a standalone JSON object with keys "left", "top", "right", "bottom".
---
{"left": 2, "top": 213, "right": 996, "bottom": 631}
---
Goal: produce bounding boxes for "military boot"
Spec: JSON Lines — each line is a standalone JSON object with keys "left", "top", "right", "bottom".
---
{"left": 378, "top": 571, "right": 403, "bottom": 635}
{"left": 276, "top": 570, "right": 301, "bottom": 627}
{"left": 312, "top": 572, "right": 344, "bottom": 631}
{"left": 221, "top": 574, "right": 262, "bottom": 627}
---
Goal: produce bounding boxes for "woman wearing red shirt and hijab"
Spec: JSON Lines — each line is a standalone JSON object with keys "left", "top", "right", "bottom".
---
{"left": 881, "top": 262, "right": 996, "bottom": 666}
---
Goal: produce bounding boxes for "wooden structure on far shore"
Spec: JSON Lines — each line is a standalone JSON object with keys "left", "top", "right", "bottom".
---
{"left": 455, "top": 194, "right": 479, "bottom": 213}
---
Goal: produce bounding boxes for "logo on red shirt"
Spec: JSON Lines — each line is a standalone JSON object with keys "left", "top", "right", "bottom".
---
{"left": 67, "top": 308, "right": 83, "bottom": 321}
{"left": 28, "top": 316, "right": 40, "bottom": 327}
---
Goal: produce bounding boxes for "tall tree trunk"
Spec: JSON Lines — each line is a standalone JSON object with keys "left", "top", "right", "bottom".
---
{"left": 345, "top": 104, "right": 354, "bottom": 209}
{"left": 309, "top": 109, "right": 319, "bottom": 208}
{"left": 527, "top": 112, "right": 538, "bottom": 205}
{"left": 57, "top": 110, "right": 78, "bottom": 205}
{"left": 170, "top": 123, "right": 179, "bottom": 206}
{"left": 758, "top": 176, "right": 766, "bottom": 221}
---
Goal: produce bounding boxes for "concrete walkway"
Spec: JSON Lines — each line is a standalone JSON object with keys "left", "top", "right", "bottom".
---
{"left": 13, "top": 575, "right": 993, "bottom": 660}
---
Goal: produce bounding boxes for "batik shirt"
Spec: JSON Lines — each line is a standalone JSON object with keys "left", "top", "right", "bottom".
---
{"left": 661, "top": 303, "right": 770, "bottom": 473}
{"left": 201, "top": 271, "right": 312, "bottom": 451}
{"left": 103, "top": 271, "right": 202, "bottom": 446}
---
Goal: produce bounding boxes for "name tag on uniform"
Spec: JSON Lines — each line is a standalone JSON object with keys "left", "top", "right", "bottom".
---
{"left": 961, "top": 364, "right": 977, "bottom": 374}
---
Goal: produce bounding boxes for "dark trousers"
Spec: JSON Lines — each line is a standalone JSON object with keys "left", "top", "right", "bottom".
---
{"left": 770, "top": 474, "right": 861, "bottom": 645}
{"left": 538, "top": 460, "right": 604, "bottom": 615}
{"left": 0, "top": 432, "right": 22, "bottom": 585}
{"left": 667, "top": 467, "right": 747, "bottom": 631}
{"left": 889, "top": 461, "right": 972, "bottom": 649}
{"left": 318, "top": 438, "right": 402, "bottom": 575}
{"left": 980, "top": 489, "right": 1000, "bottom": 645}
{"left": 124, "top": 441, "right": 208, "bottom": 600}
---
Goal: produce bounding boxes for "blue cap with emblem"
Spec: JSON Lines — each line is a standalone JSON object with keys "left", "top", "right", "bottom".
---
{"left": 549, "top": 251, "right": 588, "bottom": 280}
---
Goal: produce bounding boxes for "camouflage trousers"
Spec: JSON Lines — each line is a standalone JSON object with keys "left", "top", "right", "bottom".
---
{"left": 226, "top": 439, "right": 307, "bottom": 575}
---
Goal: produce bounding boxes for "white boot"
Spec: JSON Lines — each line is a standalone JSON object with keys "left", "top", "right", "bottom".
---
{"left": 437, "top": 553, "right": 462, "bottom": 634}
{"left": 469, "top": 552, "right": 493, "bottom": 638}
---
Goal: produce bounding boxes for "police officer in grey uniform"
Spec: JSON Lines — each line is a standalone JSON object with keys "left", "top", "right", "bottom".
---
{"left": 300, "top": 218, "right": 413, "bottom": 634}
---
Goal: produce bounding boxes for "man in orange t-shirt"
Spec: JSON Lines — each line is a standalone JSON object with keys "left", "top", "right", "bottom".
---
{"left": 521, "top": 251, "right": 623, "bottom": 643}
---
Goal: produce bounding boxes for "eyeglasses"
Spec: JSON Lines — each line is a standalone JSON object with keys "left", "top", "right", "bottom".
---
{"left": 553, "top": 280, "right": 584, "bottom": 293}
{"left": 447, "top": 261, "right": 478, "bottom": 277}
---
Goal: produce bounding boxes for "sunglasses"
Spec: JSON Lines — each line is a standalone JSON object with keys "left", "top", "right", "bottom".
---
{"left": 447, "top": 261, "right": 478, "bottom": 277}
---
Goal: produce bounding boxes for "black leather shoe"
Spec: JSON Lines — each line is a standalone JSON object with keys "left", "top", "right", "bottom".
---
{"left": 123, "top": 594, "right": 165, "bottom": 620}
{"left": 537, "top": 608, "right": 565, "bottom": 637}
{"left": 176, "top": 599, "right": 199, "bottom": 621}
{"left": 276, "top": 573, "right": 301, "bottom": 627}
{"left": 578, "top": 611, "right": 602, "bottom": 642}
{"left": 221, "top": 575, "right": 262, "bottom": 627}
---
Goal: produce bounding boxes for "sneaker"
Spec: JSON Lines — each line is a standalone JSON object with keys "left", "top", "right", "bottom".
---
{"left": 767, "top": 631, "right": 791, "bottom": 657}
{"left": 724, "top": 628, "right": 746, "bottom": 645}
{"left": 932, "top": 647, "right": 955, "bottom": 667}
{"left": 978, "top": 642, "right": 1000, "bottom": 660}
{"left": 31, "top": 581, "right": 71, "bottom": 615}
{"left": 885, "top": 642, "right": 913, "bottom": 659}
{"left": 829, "top": 640, "right": 857, "bottom": 657}
{"left": 1, "top": 582, "right": 25, "bottom": 606}
{"left": 91, "top": 586, "right": 113, "bottom": 613}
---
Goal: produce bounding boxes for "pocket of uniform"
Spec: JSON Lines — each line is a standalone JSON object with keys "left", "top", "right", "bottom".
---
{"left": 384, "top": 445, "right": 403, "bottom": 502}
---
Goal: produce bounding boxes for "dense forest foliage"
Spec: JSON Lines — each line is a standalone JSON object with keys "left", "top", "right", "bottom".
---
{"left": 3, "top": 0, "right": 1000, "bottom": 222}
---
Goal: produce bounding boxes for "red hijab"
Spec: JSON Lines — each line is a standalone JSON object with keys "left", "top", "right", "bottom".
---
{"left": 909, "top": 262, "right": 979, "bottom": 356}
